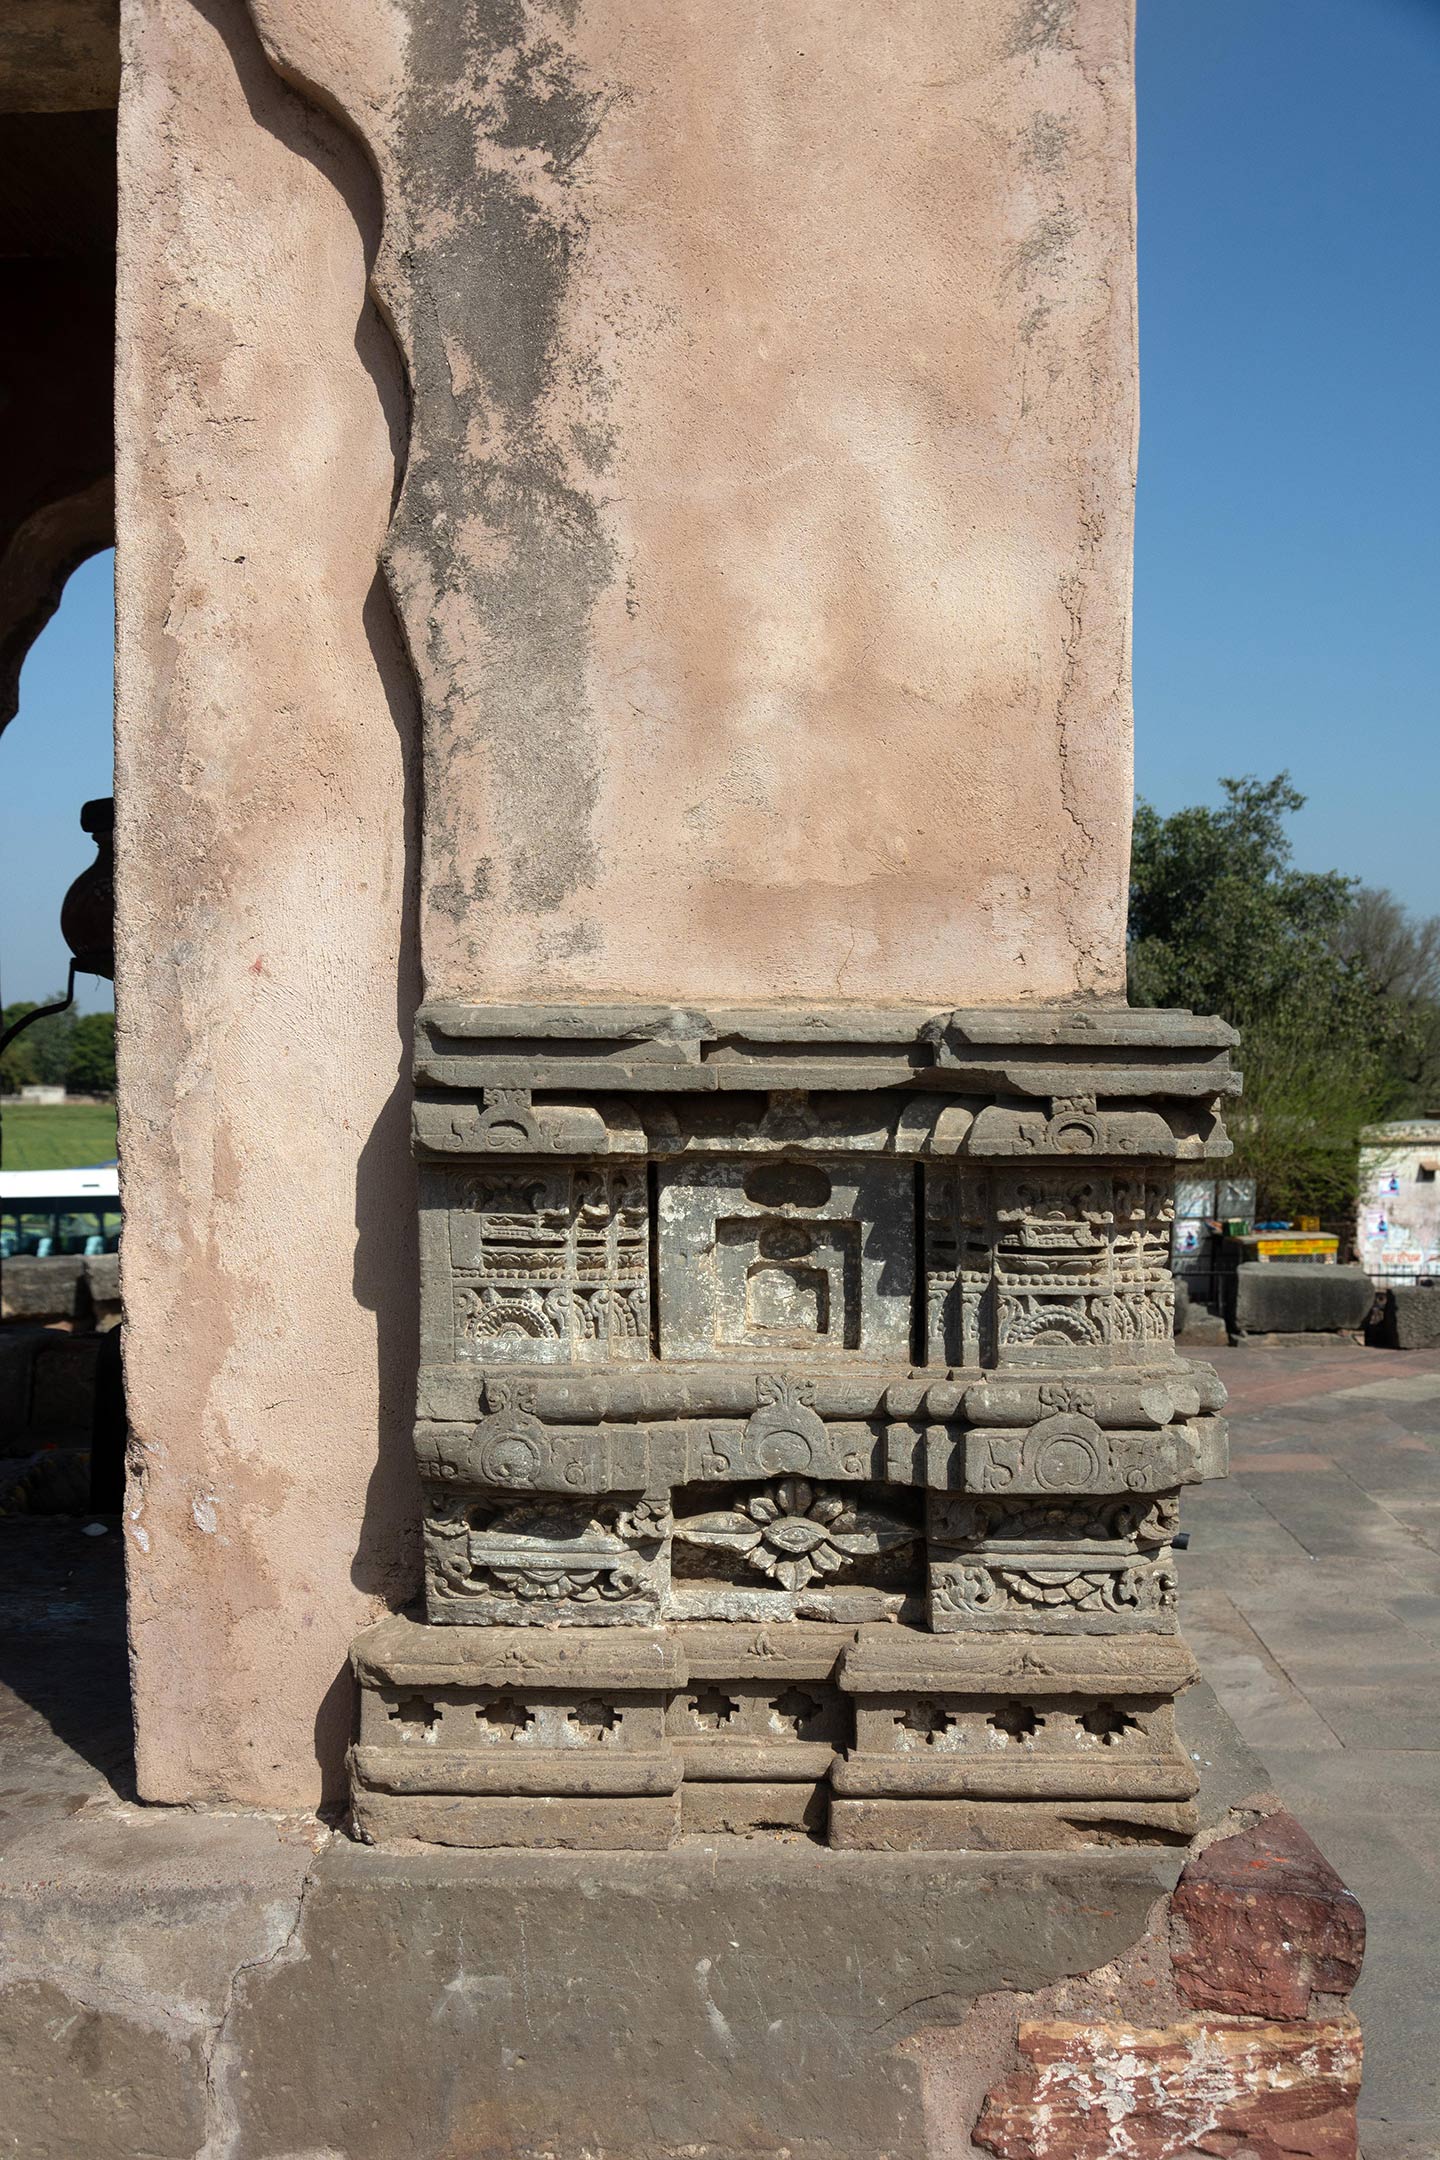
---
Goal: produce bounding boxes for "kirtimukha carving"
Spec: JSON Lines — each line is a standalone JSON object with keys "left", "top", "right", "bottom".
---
{"left": 352, "top": 1004, "right": 1235, "bottom": 1848}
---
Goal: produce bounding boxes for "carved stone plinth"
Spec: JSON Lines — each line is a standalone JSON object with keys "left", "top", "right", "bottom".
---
{"left": 351, "top": 1004, "right": 1236, "bottom": 1849}
{"left": 352, "top": 1617, "right": 683, "bottom": 1849}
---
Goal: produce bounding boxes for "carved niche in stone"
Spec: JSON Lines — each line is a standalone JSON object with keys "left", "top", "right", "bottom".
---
{"left": 444, "top": 1165, "right": 649, "bottom": 1364}
{"left": 925, "top": 1168, "right": 1175, "bottom": 1368}
{"left": 656, "top": 1157, "right": 914, "bottom": 1359}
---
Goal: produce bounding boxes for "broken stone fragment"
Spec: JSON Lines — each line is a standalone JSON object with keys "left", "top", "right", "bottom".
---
{"left": 1171, "top": 1807, "right": 1366, "bottom": 2019}
{"left": 973, "top": 2010, "right": 1362, "bottom": 2160}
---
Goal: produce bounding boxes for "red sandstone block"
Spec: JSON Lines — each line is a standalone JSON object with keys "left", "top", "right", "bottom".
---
{"left": 1172, "top": 1809, "right": 1365, "bottom": 2019}
{"left": 973, "top": 2011, "right": 1362, "bottom": 2160}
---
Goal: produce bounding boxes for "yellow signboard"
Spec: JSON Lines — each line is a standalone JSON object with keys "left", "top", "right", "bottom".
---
{"left": 1252, "top": 1235, "right": 1338, "bottom": 1262}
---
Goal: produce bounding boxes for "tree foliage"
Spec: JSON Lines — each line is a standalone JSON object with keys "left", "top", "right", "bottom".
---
{"left": 0, "top": 999, "right": 115, "bottom": 1096}
{"left": 0, "top": 1004, "right": 42, "bottom": 1092}
{"left": 1333, "top": 886, "right": 1440, "bottom": 1110}
{"left": 0, "top": 997, "right": 73, "bottom": 1092}
{"left": 1129, "top": 776, "right": 1436, "bottom": 1220}
{"left": 65, "top": 1012, "right": 117, "bottom": 1095}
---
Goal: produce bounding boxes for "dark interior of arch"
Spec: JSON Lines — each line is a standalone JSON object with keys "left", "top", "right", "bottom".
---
{"left": 0, "top": 0, "right": 118, "bottom": 734}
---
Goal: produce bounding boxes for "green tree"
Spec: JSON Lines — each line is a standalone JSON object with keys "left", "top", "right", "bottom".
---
{"left": 1333, "top": 886, "right": 1440, "bottom": 1114}
{"left": 1129, "top": 775, "right": 1359, "bottom": 1016}
{"left": 0, "top": 1003, "right": 41, "bottom": 1092}
{"left": 1128, "top": 776, "right": 1411, "bottom": 1219}
{"left": 65, "top": 1010, "right": 116, "bottom": 1095}
{"left": 0, "top": 995, "right": 76, "bottom": 1092}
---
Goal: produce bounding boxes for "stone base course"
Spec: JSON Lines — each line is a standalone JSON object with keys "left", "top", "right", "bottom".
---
{"left": 3, "top": 1810, "right": 1176, "bottom": 2159}
{"left": 827, "top": 1795, "right": 1195, "bottom": 1853}
{"left": 351, "top": 1612, "right": 1207, "bottom": 1851}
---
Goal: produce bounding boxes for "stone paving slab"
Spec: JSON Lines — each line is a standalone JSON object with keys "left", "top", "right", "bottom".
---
{"left": 1184, "top": 1341, "right": 1440, "bottom": 2159}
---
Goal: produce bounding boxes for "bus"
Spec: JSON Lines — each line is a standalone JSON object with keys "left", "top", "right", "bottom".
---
{"left": 0, "top": 1164, "right": 120, "bottom": 1257}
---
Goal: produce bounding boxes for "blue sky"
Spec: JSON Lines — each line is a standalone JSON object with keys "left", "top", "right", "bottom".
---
{"left": 1, "top": 0, "right": 1437, "bottom": 1009}
{"left": 1134, "top": 0, "right": 1440, "bottom": 897}
{"left": 1, "top": 550, "right": 116, "bottom": 1014}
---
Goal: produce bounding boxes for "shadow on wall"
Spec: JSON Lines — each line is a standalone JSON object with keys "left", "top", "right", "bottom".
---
{"left": 0, "top": 108, "right": 116, "bottom": 736}
{"left": 198, "top": 0, "right": 425, "bottom": 1803}
{"left": 326, "top": 572, "right": 424, "bottom": 1797}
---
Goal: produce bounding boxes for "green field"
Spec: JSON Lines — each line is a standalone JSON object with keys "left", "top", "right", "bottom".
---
{"left": 0, "top": 1102, "right": 118, "bottom": 1171}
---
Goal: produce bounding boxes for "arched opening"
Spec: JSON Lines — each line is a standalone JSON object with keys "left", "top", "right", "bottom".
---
{"left": 0, "top": 7, "right": 129, "bottom": 1807}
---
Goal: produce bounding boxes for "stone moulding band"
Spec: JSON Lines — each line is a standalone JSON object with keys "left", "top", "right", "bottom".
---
{"left": 413, "top": 1000, "right": 1239, "bottom": 1114}
{"left": 349, "top": 1618, "right": 1202, "bottom": 1849}
{"left": 410, "top": 1398, "right": 1227, "bottom": 1500}
{"left": 348, "top": 999, "right": 1236, "bottom": 1850}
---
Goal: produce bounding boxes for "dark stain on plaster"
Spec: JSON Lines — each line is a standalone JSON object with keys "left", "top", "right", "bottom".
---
{"left": 1018, "top": 300, "right": 1052, "bottom": 348}
{"left": 1023, "top": 112, "right": 1074, "bottom": 174}
{"left": 1005, "top": 0, "right": 1076, "bottom": 60}
{"left": 395, "top": 0, "right": 621, "bottom": 931}
{"left": 1003, "top": 206, "right": 1079, "bottom": 294}
{"left": 438, "top": 169, "right": 575, "bottom": 419}
{"left": 570, "top": 417, "right": 617, "bottom": 476}
{"left": 427, "top": 842, "right": 493, "bottom": 923}
{"left": 487, "top": 37, "right": 606, "bottom": 179}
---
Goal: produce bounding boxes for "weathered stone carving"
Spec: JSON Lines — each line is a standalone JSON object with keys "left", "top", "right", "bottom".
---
{"left": 353, "top": 1004, "right": 1236, "bottom": 1847}
{"left": 426, "top": 1490, "right": 669, "bottom": 1626}
{"left": 657, "top": 1158, "right": 913, "bottom": 1359}
{"left": 442, "top": 1165, "right": 649, "bottom": 1365}
{"left": 926, "top": 1487, "right": 1180, "bottom": 1634}
{"left": 928, "top": 1553, "right": 1178, "bottom": 1630}
{"left": 929, "top": 1495, "right": 1180, "bottom": 1544}
{"left": 926, "top": 1168, "right": 1176, "bottom": 1368}
{"left": 672, "top": 1477, "right": 917, "bottom": 1591}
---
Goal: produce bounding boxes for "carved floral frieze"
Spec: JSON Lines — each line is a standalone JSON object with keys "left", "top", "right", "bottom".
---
{"left": 673, "top": 1477, "right": 916, "bottom": 1593}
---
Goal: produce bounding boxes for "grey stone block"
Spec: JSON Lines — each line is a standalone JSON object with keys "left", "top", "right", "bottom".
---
{"left": 827, "top": 1796, "right": 1196, "bottom": 1849}
{"left": 1229, "top": 1263, "right": 1376, "bottom": 1338}
{"left": 224, "top": 1838, "right": 1179, "bottom": 2160}
{"left": 0, "top": 1255, "right": 83, "bottom": 1322}
{"left": 1377, "top": 1285, "right": 1440, "bottom": 1352}
{"left": 82, "top": 1250, "right": 122, "bottom": 1327}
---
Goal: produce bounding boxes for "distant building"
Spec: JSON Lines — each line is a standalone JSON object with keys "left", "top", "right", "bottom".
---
{"left": 17, "top": 1084, "right": 66, "bottom": 1103}
{"left": 1357, "top": 1121, "right": 1440, "bottom": 1279}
